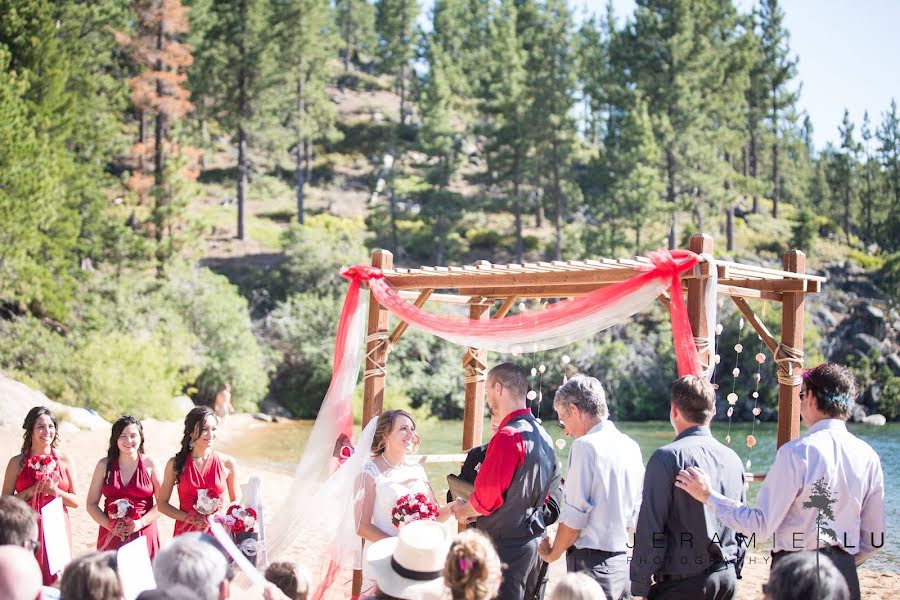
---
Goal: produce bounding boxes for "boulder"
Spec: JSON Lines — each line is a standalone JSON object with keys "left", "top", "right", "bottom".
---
{"left": 887, "top": 353, "right": 900, "bottom": 377}
{"left": 849, "top": 402, "right": 868, "bottom": 423}
{"left": 173, "top": 395, "right": 196, "bottom": 415}
{"left": 862, "top": 414, "right": 887, "bottom": 426}
{"left": 0, "top": 374, "right": 110, "bottom": 431}
{"left": 252, "top": 413, "right": 274, "bottom": 423}
{"left": 852, "top": 333, "right": 884, "bottom": 356}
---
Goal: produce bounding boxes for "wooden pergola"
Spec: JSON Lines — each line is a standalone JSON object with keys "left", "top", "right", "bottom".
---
{"left": 359, "top": 233, "right": 825, "bottom": 453}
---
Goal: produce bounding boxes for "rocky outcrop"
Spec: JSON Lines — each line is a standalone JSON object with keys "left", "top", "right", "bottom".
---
{"left": 0, "top": 373, "right": 109, "bottom": 431}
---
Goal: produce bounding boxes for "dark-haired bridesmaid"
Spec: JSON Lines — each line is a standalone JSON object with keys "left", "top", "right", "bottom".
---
{"left": 158, "top": 406, "right": 237, "bottom": 535}
{"left": 2, "top": 406, "right": 79, "bottom": 585}
{"left": 86, "top": 416, "right": 162, "bottom": 558}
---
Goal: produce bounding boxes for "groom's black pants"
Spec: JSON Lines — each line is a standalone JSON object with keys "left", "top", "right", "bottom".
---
{"left": 494, "top": 536, "right": 541, "bottom": 600}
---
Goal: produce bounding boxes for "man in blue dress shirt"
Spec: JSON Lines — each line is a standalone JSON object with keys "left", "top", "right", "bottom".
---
{"left": 676, "top": 363, "right": 885, "bottom": 600}
{"left": 538, "top": 375, "right": 644, "bottom": 600}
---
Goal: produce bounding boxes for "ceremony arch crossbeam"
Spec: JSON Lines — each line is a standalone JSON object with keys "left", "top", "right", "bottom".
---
{"left": 362, "top": 233, "right": 824, "bottom": 455}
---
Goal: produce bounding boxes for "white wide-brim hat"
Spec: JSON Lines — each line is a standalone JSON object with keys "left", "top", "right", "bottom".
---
{"left": 366, "top": 520, "right": 450, "bottom": 600}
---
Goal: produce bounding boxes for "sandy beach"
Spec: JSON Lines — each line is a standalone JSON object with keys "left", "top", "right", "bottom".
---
{"left": 1, "top": 410, "right": 896, "bottom": 599}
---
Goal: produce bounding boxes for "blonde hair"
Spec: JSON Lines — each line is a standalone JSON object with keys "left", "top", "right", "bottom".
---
{"left": 443, "top": 530, "right": 502, "bottom": 600}
{"left": 370, "top": 410, "right": 418, "bottom": 457}
{"left": 549, "top": 573, "right": 603, "bottom": 600}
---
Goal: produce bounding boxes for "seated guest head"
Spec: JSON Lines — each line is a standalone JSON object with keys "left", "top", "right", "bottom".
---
{"left": 0, "top": 545, "right": 42, "bottom": 600}
{"left": 549, "top": 572, "right": 603, "bottom": 600}
{"left": 553, "top": 374, "right": 609, "bottom": 438}
{"left": 486, "top": 363, "right": 529, "bottom": 419}
{"left": 153, "top": 533, "right": 229, "bottom": 600}
{"left": 0, "top": 496, "right": 39, "bottom": 549}
{"left": 802, "top": 363, "right": 858, "bottom": 422}
{"left": 669, "top": 374, "right": 716, "bottom": 431}
{"left": 264, "top": 561, "right": 308, "bottom": 600}
{"left": 136, "top": 585, "right": 196, "bottom": 600}
{"left": 443, "top": 529, "right": 501, "bottom": 600}
{"left": 59, "top": 551, "right": 122, "bottom": 600}
{"left": 367, "top": 520, "right": 450, "bottom": 600}
{"left": 763, "top": 551, "right": 849, "bottom": 600}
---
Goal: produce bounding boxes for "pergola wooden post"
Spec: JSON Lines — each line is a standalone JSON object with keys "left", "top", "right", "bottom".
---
{"left": 362, "top": 250, "right": 393, "bottom": 429}
{"left": 776, "top": 250, "right": 806, "bottom": 448}
{"left": 687, "top": 234, "right": 714, "bottom": 375}
{"left": 462, "top": 298, "right": 491, "bottom": 451}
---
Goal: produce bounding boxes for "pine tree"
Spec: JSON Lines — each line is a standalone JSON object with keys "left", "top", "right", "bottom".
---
{"left": 190, "top": 0, "right": 275, "bottom": 240}
{"left": 418, "top": 44, "right": 462, "bottom": 264}
{"left": 116, "top": 0, "right": 198, "bottom": 269}
{"left": 577, "top": 2, "right": 620, "bottom": 149}
{"left": 335, "top": 0, "right": 375, "bottom": 73}
{"left": 375, "top": 0, "right": 419, "bottom": 125}
{"left": 607, "top": 97, "right": 665, "bottom": 251}
{"left": 836, "top": 109, "right": 860, "bottom": 244}
{"left": 877, "top": 99, "right": 900, "bottom": 249}
{"left": 272, "top": 0, "right": 340, "bottom": 223}
{"left": 860, "top": 111, "right": 878, "bottom": 244}
{"left": 479, "top": 0, "right": 530, "bottom": 261}
{"left": 526, "top": 0, "right": 578, "bottom": 260}
{"left": 758, "top": 0, "right": 798, "bottom": 219}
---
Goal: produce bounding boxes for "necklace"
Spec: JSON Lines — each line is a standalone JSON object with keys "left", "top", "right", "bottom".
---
{"left": 382, "top": 454, "right": 402, "bottom": 469}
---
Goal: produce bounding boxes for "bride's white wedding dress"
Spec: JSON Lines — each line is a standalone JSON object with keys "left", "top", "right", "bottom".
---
{"left": 361, "top": 458, "right": 433, "bottom": 588}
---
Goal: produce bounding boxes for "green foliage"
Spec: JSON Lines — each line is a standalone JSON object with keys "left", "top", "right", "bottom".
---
{"left": 879, "top": 252, "right": 900, "bottom": 293}
{"left": 791, "top": 207, "right": 817, "bottom": 256}
{"left": 263, "top": 292, "right": 341, "bottom": 417}
{"left": 276, "top": 214, "right": 370, "bottom": 301}
{"left": 846, "top": 249, "right": 884, "bottom": 271}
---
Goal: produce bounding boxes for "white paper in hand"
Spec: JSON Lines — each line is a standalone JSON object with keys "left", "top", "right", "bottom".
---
{"left": 117, "top": 537, "right": 156, "bottom": 600}
{"left": 40, "top": 497, "right": 71, "bottom": 575}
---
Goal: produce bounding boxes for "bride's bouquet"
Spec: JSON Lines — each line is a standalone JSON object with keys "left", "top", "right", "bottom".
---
{"left": 391, "top": 492, "right": 439, "bottom": 528}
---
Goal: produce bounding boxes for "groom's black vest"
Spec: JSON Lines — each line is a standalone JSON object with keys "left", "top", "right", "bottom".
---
{"left": 477, "top": 412, "right": 560, "bottom": 541}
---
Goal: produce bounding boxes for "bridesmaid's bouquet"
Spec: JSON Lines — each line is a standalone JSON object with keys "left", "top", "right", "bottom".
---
{"left": 26, "top": 454, "right": 56, "bottom": 479}
{"left": 224, "top": 504, "right": 257, "bottom": 534}
{"left": 107, "top": 498, "right": 140, "bottom": 521}
{"left": 391, "top": 492, "right": 439, "bottom": 528}
{"left": 194, "top": 489, "right": 220, "bottom": 516}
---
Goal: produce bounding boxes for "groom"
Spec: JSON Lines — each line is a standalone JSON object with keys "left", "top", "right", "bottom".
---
{"left": 453, "top": 362, "right": 560, "bottom": 600}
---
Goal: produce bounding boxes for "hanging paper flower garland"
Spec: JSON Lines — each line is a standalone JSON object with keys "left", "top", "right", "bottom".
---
{"left": 724, "top": 318, "right": 746, "bottom": 446}
{"left": 745, "top": 304, "right": 769, "bottom": 470}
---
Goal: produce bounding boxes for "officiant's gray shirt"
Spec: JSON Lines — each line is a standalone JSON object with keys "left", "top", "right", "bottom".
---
{"left": 630, "top": 426, "right": 745, "bottom": 598}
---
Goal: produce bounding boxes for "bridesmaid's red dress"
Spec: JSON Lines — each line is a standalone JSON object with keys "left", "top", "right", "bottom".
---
{"left": 14, "top": 450, "right": 72, "bottom": 586}
{"left": 97, "top": 454, "right": 160, "bottom": 558}
{"left": 173, "top": 451, "right": 226, "bottom": 536}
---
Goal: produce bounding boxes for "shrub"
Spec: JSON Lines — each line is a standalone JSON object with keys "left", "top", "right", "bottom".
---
{"left": 263, "top": 293, "right": 343, "bottom": 417}
{"left": 165, "top": 265, "right": 270, "bottom": 412}
{"left": 791, "top": 208, "right": 818, "bottom": 256}
{"left": 846, "top": 249, "right": 884, "bottom": 271}
{"left": 465, "top": 227, "right": 502, "bottom": 249}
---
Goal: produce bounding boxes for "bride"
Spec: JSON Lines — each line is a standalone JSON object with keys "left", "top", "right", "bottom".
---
{"left": 355, "top": 410, "right": 452, "bottom": 587}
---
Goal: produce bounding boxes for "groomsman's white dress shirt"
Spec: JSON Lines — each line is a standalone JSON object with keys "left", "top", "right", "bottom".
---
{"left": 706, "top": 419, "right": 885, "bottom": 563}
{"left": 559, "top": 420, "right": 644, "bottom": 552}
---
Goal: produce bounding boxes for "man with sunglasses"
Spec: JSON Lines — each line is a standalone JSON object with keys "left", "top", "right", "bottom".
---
{"left": 675, "top": 363, "right": 885, "bottom": 600}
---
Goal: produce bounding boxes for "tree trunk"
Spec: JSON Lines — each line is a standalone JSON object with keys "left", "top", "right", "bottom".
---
{"left": 296, "top": 77, "right": 306, "bottom": 224}
{"left": 726, "top": 206, "right": 735, "bottom": 251}
{"left": 844, "top": 184, "right": 851, "bottom": 244}
{"left": 343, "top": 3, "right": 352, "bottom": 73}
{"left": 552, "top": 144, "right": 563, "bottom": 261}
{"left": 750, "top": 126, "right": 759, "bottom": 213}
{"left": 238, "top": 126, "right": 248, "bottom": 240}
{"left": 306, "top": 140, "right": 314, "bottom": 184}
{"left": 435, "top": 213, "right": 445, "bottom": 265}
{"left": 666, "top": 147, "right": 677, "bottom": 248}
{"left": 635, "top": 224, "right": 642, "bottom": 252}
{"left": 772, "top": 96, "right": 780, "bottom": 219}
{"left": 399, "top": 63, "right": 407, "bottom": 127}
{"left": 389, "top": 191, "right": 399, "bottom": 256}
{"left": 513, "top": 155, "right": 523, "bottom": 263}
{"left": 237, "top": 0, "right": 248, "bottom": 240}
{"left": 154, "top": 23, "right": 165, "bottom": 272}
{"left": 534, "top": 187, "right": 544, "bottom": 228}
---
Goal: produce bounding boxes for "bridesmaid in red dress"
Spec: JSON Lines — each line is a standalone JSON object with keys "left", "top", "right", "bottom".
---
{"left": 2, "top": 406, "right": 80, "bottom": 586}
{"left": 158, "top": 406, "right": 237, "bottom": 535}
{"left": 86, "top": 416, "right": 162, "bottom": 557}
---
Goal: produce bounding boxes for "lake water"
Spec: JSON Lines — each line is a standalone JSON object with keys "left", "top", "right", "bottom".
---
{"left": 224, "top": 418, "right": 899, "bottom": 572}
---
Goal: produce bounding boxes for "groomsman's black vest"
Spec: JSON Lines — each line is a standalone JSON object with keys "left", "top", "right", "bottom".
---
{"left": 477, "top": 412, "right": 560, "bottom": 541}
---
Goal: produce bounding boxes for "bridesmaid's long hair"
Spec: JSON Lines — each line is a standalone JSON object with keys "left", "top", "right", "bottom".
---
{"left": 173, "top": 406, "right": 216, "bottom": 482}
{"left": 370, "top": 409, "right": 418, "bottom": 457}
{"left": 105, "top": 416, "right": 146, "bottom": 483}
{"left": 20, "top": 406, "right": 59, "bottom": 467}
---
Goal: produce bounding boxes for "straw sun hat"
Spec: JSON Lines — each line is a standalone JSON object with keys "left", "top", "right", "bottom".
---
{"left": 366, "top": 520, "right": 450, "bottom": 600}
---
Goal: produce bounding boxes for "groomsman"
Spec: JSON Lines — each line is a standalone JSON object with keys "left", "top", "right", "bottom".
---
{"left": 676, "top": 363, "right": 885, "bottom": 600}
{"left": 538, "top": 375, "right": 644, "bottom": 600}
{"left": 630, "top": 375, "right": 745, "bottom": 600}
{"left": 453, "top": 362, "right": 560, "bottom": 600}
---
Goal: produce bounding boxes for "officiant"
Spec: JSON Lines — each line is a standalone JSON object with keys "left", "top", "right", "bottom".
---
{"left": 452, "top": 363, "right": 561, "bottom": 600}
